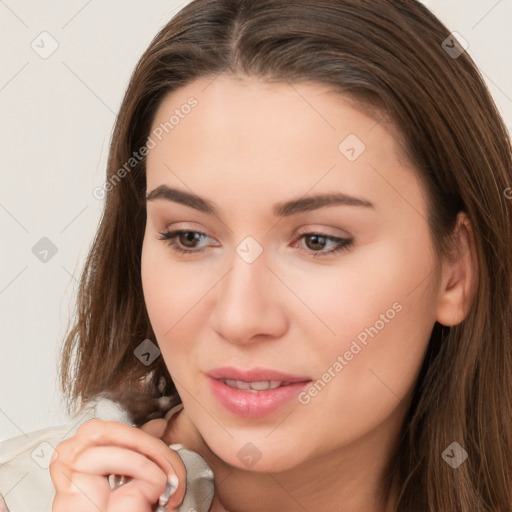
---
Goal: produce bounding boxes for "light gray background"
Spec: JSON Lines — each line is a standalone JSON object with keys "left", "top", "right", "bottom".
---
{"left": 1, "top": 0, "right": 511, "bottom": 442}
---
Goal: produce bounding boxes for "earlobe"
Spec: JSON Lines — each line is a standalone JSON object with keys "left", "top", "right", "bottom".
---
{"left": 435, "top": 211, "right": 478, "bottom": 327}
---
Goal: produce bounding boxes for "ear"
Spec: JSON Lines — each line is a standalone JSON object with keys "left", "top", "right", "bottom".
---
{"left": 436, "top": 211, "right": 478, "bottom": 327}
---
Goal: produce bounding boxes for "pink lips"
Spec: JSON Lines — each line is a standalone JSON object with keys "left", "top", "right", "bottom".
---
{"left": 207, "top": 366, "right": 312, "bottom": 418}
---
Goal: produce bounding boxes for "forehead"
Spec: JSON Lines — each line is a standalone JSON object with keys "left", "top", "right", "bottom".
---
{"left": 148, "top": 76, "right": 408, "bottom": 164}
{"left": 149, "top": 76, "right": 382, "bottom": 148}
{"left": 145, "top": 75, "right": 426, "bottom": 221}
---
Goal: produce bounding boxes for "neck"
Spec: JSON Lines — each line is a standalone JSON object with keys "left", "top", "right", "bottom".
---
{"left": 208, "top": 428, "right": 401, "bottom": 511}
{"left": 166, "top": 402, "right": 407, "bottom": 512}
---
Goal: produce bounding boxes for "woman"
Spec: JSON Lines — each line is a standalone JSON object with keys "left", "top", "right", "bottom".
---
{"left": 1, "top": 0, "right": 511, "bottom": 510}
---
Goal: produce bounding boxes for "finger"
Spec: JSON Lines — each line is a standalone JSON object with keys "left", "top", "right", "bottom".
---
{"left": 156, "top": 474, "right": 179, "bottom": 511}
{"left": 139, "top": 418, "right": 168, "bottom": 438}
{"left": 137, "top": 420, "right": 188, "bottom": 510}
{"left": 164, "top": 404, "right": 184, "bottom": 422}
{"left": 70, "top": 420, "right": 178, "bottom": 473}
{"left": 56, "top": 420, "right": 187, "bottom": 507}
{"left": 50, "top": 464, "right": 110, "bottom": 512}
{"left": 72, "top": 446, "right": 167, "bottom": 503}
{"left": 160, "top": 447, "right": 186, "bottom": 510}
{"left": 52, "top": 477, "right": 149, "bottom": 512}
{"left": 51, "top": 448, "right": 170, "bottom": 512}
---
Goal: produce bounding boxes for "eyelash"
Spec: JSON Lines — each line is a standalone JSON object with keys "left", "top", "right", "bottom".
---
{"left": 156, "top": 229, "right": 353, "bottom": 258}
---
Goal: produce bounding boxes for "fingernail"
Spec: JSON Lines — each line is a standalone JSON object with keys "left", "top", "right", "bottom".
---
{"left": 159, "top": 474, "right": 179, "bottom": 506}
{"left": 108, "top": 474, "right": 128, "bottom": 490}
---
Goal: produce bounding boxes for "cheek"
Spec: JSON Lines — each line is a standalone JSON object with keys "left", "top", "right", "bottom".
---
{"left": 141, "top": 237, "right": 216, "bottom": 381}
{"left": 141, "top": 239, "right": 167, "bottom": 330}
{"left": 141, "top": 238, "right": 184, "bottom": 357}
{"left": 285, "top": 231, "right": 435, "bottom": 345}
{"left": 296, "top": 231, "right": 437, "bottom": 428}
{"left": 141, "top": 238, "right": 205, "bottom": 333}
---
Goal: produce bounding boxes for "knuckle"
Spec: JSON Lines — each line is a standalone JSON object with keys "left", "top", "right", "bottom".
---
{"left": 51, "top": 439, "right": 73, "bottom": 468}
{"left": 48, "top": 458, "right": 60, "bottom": 479}
{"left": 53, "top": 420, "right": 105, "bottom": 467}
{"left": 54, "top": 436, "right": 71, "bottom": 452}
{"left": 76, "top": 418, "right": 106, "bottom": 440}
{"left": 55, "top": 437, "right": 82, "bottom": 465}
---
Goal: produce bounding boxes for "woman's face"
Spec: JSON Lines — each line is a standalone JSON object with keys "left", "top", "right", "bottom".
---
{"left": 141, "top": 75, "right": 441, "bottom": 472}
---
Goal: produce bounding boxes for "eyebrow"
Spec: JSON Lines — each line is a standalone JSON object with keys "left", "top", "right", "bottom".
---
{"left": 145, "top": 185, "right": 375, "bottom": 217}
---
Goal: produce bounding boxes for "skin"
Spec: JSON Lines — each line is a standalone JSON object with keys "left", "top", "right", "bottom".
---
{"left": 50, "top": 418, "right": 187, "bottom": 511}
{"left": 140, "top": 75, "right": 476, "bottom": 512}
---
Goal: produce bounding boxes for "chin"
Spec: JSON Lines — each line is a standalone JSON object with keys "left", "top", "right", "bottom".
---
{"left": 203, "top": 432, "right": 307, "bottom": 474}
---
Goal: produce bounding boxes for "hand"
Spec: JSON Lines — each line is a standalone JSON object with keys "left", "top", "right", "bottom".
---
{"left": 50, "top": 418, "right": 187, "bottom": 512}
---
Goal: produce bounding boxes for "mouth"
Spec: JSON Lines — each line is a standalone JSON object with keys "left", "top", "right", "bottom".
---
{"left": 207, "top": 367, "right": 312, "bottom": 417}
{"left": 207, "top": 366, "right": 311, "bottom": 383}
{"left": 218, "top": 379, "right": 299, "bottom": 391}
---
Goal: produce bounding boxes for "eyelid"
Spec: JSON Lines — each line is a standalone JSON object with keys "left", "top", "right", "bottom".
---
{"left": 167, "top": 228, "right": 218, "bottom": 244}
{"left": 157, "top": 227, "right": 354, "bottom": 259}
{"left": 160, "top": 221, "right": 218, "bottom": 240}
{"left": 292, "top": 230, "right": 353, "bottom": 257}
{"left": 294, "top": 224, "right": 351, "bottom": 237}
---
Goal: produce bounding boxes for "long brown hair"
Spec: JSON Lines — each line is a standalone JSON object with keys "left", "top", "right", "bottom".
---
{"left": 60, "top": 0, "right": 512, "bottom": 509}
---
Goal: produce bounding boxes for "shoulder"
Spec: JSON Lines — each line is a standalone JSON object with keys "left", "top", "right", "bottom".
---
{"left": 0, "top": 396, "right": 133, "bottom": 512}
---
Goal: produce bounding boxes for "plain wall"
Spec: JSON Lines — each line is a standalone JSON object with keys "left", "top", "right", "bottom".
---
{"left": 1, "top": 0, "right": 511, "bottom": 442}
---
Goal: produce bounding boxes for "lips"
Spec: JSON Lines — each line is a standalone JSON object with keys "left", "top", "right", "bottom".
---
{"left": 207, "top": 366, "right": 312, "bottom": 418}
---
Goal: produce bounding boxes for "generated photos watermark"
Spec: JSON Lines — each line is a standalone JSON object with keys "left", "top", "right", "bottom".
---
{"left": 298, "top": 301, "right": 403, "bottom": 405}
{"left": 93, "top": 96, "right": 198, "bottom": 200}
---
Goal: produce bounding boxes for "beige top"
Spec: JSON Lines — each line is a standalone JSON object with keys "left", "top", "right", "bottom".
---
{"left": 0, "top": 397, "right": 214, "bottom": 512}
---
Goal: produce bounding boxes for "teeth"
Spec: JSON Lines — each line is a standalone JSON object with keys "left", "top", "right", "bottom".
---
{"left": 224, "top": 379, "right": 251, "bottom": 390}
{"left": 221, "top": 379, "right": 284, "bottom": 391}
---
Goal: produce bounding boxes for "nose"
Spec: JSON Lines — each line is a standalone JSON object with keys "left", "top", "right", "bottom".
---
{"left": 210, "top": 246, "right": 288, "bottom": 345}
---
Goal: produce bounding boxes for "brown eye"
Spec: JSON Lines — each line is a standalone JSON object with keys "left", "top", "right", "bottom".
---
{"left": 157, "top": 230, "right": 211, "bottom": 255}
{"left": 304, "top": 234, "right": 328, "bottom": 251}
{"left": 296, "top": 232, "right": 353, "bottom": 257}
{"left": 178, "top": 231, "right": 202, "bottom": 248}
